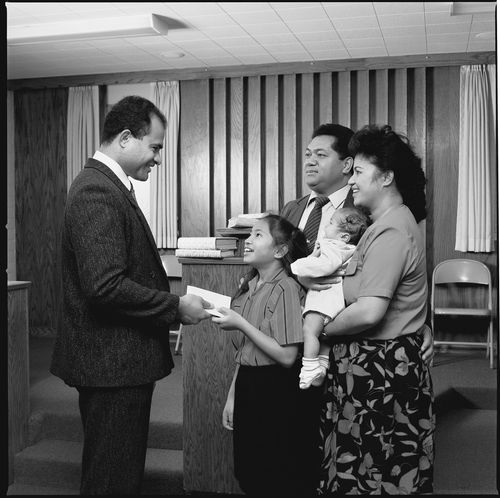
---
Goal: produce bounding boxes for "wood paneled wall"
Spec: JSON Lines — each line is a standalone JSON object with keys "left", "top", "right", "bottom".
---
{"left": 180, "top": 68, "right": 429, "bottom": 235}
{"left": 14, "top": 88, "right": 68, "bottom": 333}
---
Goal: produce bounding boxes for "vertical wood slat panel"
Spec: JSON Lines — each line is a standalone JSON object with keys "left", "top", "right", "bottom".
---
{"left": 337, "top": 71, "right": 351, "bottom": 129}
{"left": 15, "top": 88, "right": 67, "bottom": 332}
{"left": 407, "top": 68, "right": 427, "bottom": 173}
{"left": 375, "top": 69, "right": 389, "bottom": 125}
{"left": 247, "top": 76, "right": 261, "bottom": 213}
{"left": 264, "top": 75, "right": 279, "bottom": 212}
{"left": 355, "top": 70, "right": 370, "bottom": 130}
{"left": 230, "top": 77, "right": 244, "bottom": 217}
{"left": 394, "top": 68, "right": 408, "bottom": 135}
{"left": 180, "top": 80, "right": 210, "bottom": 236}
{"left": 319, "top": 72, "right": 332, "bottom": 124}
{"left": 300, "top": 73, "right": 315, "bottom": 197}
{"left": 212, "top": 79, "right": 227, "bottom": 231}
{"left": 282, "top": 74, "right": 297, "bottom": 204}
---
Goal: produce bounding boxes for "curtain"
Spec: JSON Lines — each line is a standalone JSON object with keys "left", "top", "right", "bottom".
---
{"left": 455, "top": 65, "right": 496, "bottom": 252}
{"left": 151, "top": 81, "right": 180, "bottom": 248}
{"left": 66, "top": 86, "right": 100, "bottom": 191}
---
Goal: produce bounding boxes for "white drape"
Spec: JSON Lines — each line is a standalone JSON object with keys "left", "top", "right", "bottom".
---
{"left": 455, "top": 64, "right": 496, "bottom": 252}
{"left": 67, "top": 86, "right": 100, "bottom": 191}
{"left": 151, "top": 81, "right": 179, "bottom": 248}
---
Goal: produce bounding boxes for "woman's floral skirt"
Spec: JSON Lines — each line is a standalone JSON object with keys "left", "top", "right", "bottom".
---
{"left": 318, "top": 333, "right": 435, "bottom": 495}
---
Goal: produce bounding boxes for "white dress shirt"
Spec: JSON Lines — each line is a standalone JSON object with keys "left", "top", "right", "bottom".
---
{"left": 297, "top": 185, "right": 352, "bottom": 243}
{"left": 93, "top": 150, "right": 132, "bottom": 190}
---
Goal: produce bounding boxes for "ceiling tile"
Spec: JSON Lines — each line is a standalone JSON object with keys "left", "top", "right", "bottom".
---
{"left": 274, "top": 52, "right": 312, "bottom": 62}
{"left": 470, "top": 20, "right": 496, "bottom": 32}
{"left": 381, "top": 25, "right": 426, "bottom": 37}
{"left": 295, "top": 31, "right": 341, "bottom": 42}
{"left": 427, "top": 32, "right": 470, "bottom": 43}
{"left": 236, "top": 54, "right": 277, "bottom": 64}
{"left": 387, "top": 46, "right": 428, "bottom": 56}
{"left": 252, "top": 33, "right": 299, "bottom": 44}
{"left": 285, "top": 18, "right": 335, "bottom": 32}
{"left": 425, "top": 11, "right": 471, "bottom": 24}
{"left": 198, "top": 55, "right": 242, "bottom": 65}
{"left": 468, "top": 40, "right": 496, "bottom": 51}
{"left": 227, "top": 45, "right": 270, "bottom": 56}
{"left": 215, "top": 37, "right": 262, "bottom": 48}
{"left": 384, "top": 37, "right": 427, "bottom": 49}
{"left": 261, "top": 42, "right": 307, "bottom": 53}
{"left": 185, "top": 13, "right": 238, "bottom": 29}
{"left": 270, "top": 2, "right": 321, "bottom": 10}
{"left": 229, "top": 10, "right": 282, "bottom": 24}
{"left": 219, "top": 2, "right": 274, "bottom": 14}
{"left": 301, "top": 39, "right": 346, "bottom": 51}
{"left": 336, "top": 27, "right": 382, "bottom": 39}
{"left": 373, "top": 2, "right": 424, "bottom": 15}
{"left": 330, "top": 16, "right": 380, "bottom": 29}
{"left": 273, "top": 5, "right": 327, "bottom": 22}
{"left": 242, "top": 22, "right": 290, "bottom": 35}
{"left": 166, "top": 2, "right": 225, "bottom": 16}
{"left": 113, "top": 3, "right": 179, "bottom": 16}
{"left": 377, "top": 13, "right": 425, "bottom": 27}
{"left": 12, "top": 2, "right": 73, "bottom": 15}
{"left": 343, "top": 37, "right": 386, "bottom": 49}
{"left": 323, "top": 3, "right": 376, "bottom": 18}
{"left": 423, "top": 2, "right": 453, "bottom": 13}
{"left": 347, "top": 47, "right": 389, "bottom": 57}
{"left": 166, "top": 30, "right": 211, "bottom": 42}
{"left": 312, "top": 48, "right": 351, "bottom": 60}
{"left": 426, "top": 23, "right": 471, "bottom": 35}
{"left": 201, "top": 25, "right": 250, "bottom": 38}
{"left": 427, "top": 43, "right": 467, "bottom": 53}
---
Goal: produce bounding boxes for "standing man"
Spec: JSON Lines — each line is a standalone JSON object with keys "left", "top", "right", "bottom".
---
{"left": 50, "top": 95, "right": 211, "bottom": 495}
{"left": 280, "top": 123, "right": 355, "bottom": 493}
{"left": 281, "top": 123, "right": 355, "bottom": 252}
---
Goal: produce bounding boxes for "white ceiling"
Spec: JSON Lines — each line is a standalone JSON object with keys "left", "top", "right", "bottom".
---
{"left": 7, "top": 2, "right": 497, "bottom": 80}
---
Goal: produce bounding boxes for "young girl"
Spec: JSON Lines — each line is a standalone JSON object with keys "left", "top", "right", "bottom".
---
{"left": 212, "top": 214, "right": 319, "bottom": 496}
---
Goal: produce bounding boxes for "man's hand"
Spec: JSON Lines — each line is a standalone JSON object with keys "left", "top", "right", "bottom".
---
{"left": 298, "top": 274, "right": 342, "bottom": 291}
{"left": 178, "top": 294, "right": 213, "bottom": 325}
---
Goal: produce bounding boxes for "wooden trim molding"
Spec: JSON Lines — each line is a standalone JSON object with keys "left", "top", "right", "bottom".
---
{"left": 7, "top": 51, "right": 495, "bottom": 91}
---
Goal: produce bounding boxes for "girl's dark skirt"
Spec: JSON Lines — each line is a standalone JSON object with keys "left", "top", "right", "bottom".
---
{"left": 234, "top": 362, "right": 321, "bottom": 496}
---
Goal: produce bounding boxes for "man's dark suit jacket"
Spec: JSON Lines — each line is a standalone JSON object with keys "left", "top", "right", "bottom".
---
{"left": 280, "top": 187, "right": 355, "bottom": 228}
{"left": 51, "top": 159, "right": 179, "bottom": 387}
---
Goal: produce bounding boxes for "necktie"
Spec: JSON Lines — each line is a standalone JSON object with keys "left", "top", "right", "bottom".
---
{"left": 129, "top": 183, "right": 137, "bottom": 202}
{"left": 303, "top": 196, "right": 330, "bottom": 253}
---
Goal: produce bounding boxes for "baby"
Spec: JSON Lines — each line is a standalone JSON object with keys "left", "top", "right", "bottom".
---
{"left": 291, "top": 207, "right": 369, "bottom": 389}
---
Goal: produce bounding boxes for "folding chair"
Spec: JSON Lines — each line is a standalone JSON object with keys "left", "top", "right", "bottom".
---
{"left": 431, "top": 258, "right": 494, "bottom": 368}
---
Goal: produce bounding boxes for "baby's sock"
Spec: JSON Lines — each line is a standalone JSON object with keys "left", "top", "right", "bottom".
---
{"left": 300, "top": 357, "right": 324, "bottom": 389}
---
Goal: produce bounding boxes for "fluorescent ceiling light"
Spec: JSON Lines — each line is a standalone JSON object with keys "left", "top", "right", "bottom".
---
{"left": 450, "top": 2, "right": 496, "bottom": 15}
{"left": 7, "top": 14, "right": 169, "bottom": 45}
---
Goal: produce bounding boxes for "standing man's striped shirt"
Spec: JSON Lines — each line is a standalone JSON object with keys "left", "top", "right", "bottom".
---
{"left": 231, "top": 268, "right": 305, "bottom": 366}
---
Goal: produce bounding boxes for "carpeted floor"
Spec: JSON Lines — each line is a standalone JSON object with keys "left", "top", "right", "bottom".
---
{"left": 14, "top": 337, "right": 500, "bottom": 495}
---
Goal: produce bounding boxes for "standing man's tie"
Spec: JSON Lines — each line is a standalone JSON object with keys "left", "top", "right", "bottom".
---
{"left": 129, "top": 183, "right": 137, "bottom": 202}
{"left": 303, "top": 196, "right": 330, "bottom": 253}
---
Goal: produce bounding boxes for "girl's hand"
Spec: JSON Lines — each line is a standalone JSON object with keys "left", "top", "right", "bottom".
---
{"left": 211, "top": 307, "right": 245, "bottom": 330}
{"left": 222, "top": 395, "right": 234, "bottom": 430}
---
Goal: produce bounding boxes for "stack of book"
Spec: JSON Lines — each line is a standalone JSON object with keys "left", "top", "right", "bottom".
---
{"left": 175, "top": 237, "right": 238, "bottom": 259}
{"left": 227, "top": 213, "right": 267, "bottom": 228}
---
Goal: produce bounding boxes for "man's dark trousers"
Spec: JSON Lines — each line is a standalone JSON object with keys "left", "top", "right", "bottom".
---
{"left": 77, "top": 383, "right": 155, "bottom": 495}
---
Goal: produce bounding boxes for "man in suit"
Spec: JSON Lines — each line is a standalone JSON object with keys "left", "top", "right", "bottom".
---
{"left": 280, "top": 123, "right": 355, "bottom": 492}
{"left": 281, "top": 123, "right": 355, "bottom": 250}
{"left": 50, "top": 95, "right": 211, "bottom": 495}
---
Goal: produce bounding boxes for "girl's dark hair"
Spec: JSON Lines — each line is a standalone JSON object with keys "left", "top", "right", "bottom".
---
{"left": 234, "top": 214, "right": 308, "bottom": 299}
{"left": 101, "top": 95, "right": 167, "bottom": 145}
{"left": 348, "top": 124, "right": 427, "bottom": 223}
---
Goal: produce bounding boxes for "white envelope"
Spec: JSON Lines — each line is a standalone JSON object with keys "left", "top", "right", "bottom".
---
{"left": 186, "top": 285, "right": 231, "bottom": 318}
